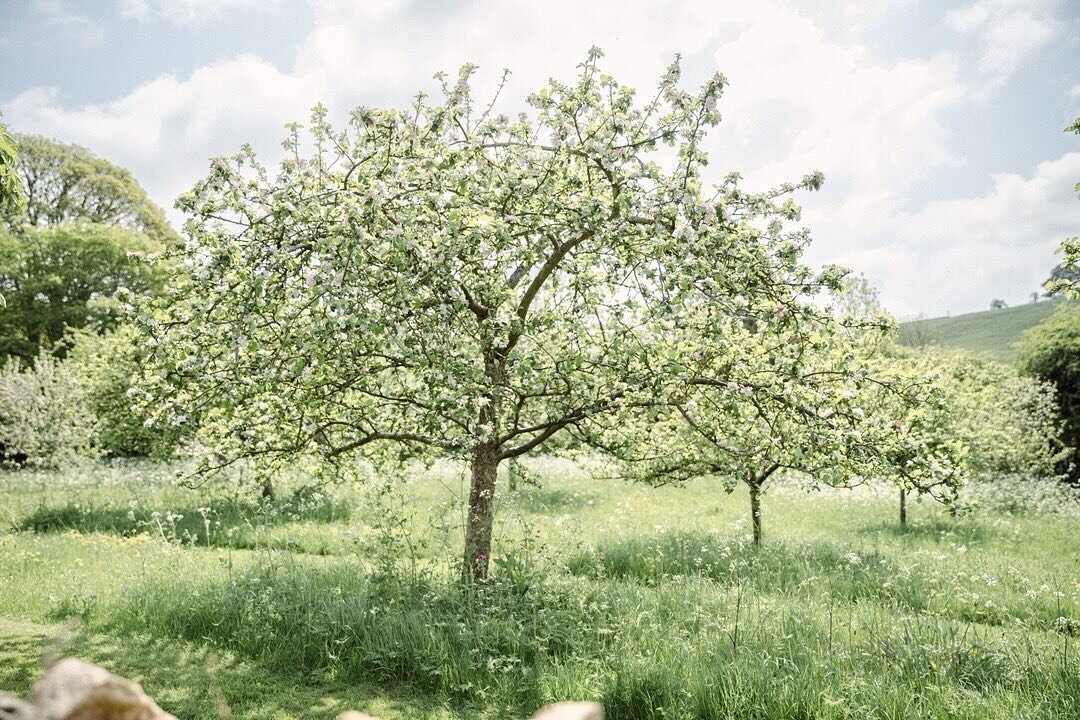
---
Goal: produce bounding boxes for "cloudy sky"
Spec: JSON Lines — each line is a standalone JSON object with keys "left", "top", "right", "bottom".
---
{"left": 2, "top": 0, "right": 1078, "bottom": 318}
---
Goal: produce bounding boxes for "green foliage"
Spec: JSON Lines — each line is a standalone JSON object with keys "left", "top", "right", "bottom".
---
{"left": 1017, "top": 302, "right": 1080, "bottom": 479}
{"left": 0, "top": 351, "right": 95, "bottom": 468}
{"left": 0, "top": 115, "right": 23, "bottom": 223}
{"left": 862, "top": 358, "right": 968, "bottom": 500}
{"left": 0, "top": 223, "right": 163, "bottom": 361}
{"left": 139, "top": 50, "right": 853, "bottom": 577}
{"left": 66, "top": 326, "right": 184, "bottom": 458}
{"left": 932, "top": 349, "right": 1065, "bottom": 479}
{"left": 8, "top": 134, "right": 175, "bottom": 244}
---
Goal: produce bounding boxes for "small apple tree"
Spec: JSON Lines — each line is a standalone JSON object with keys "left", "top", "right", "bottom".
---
{"left": 590, "top": 299, "right": 966, "bottom": 542}
{"left": 140, "top": 50, "right": 846, "bottom": 578}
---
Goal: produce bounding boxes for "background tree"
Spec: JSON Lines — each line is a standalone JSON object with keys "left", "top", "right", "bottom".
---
{"left": 67, "top": 326, "right": 184, "bottom": 458}
{"left": 990, "top": 299, "right": 1007, "bottom": 310}
{"left": 896, "top": 313, "right": 942, "bottom": 349}
{"left": 0, "top": 223, "right": 163, "bottom": 361}
{"left": 8, "top": 135, "right": 175, "bottom": 244}
{"left": 1017, "top": 303, "right": 1080, "bottom": 482}
{"left": 138, "top": 51, "right": 850, "bottom": 579}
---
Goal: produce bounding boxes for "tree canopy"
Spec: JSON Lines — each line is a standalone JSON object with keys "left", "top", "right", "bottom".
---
{"left": 1017, "top": 303, "right": 1080, "bottom": 480}
{"left": 9, "top": 134, "right": 175, "bottom": 244}
{"left": 0, "top": 116, "right": 22, "bottom": 225}
{"left": 0, "top": 223, "right": 163, "bottom": 361}
{"left": 139, "top": 50, "right": 934, "bottom": 577}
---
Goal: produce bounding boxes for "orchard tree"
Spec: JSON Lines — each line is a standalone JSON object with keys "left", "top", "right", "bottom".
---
{"left": 1045, "top": 116, "right": 1079, "bottom": 298}
{"left": 870, "top": 350, "right": 969, "bottom": 525}
{"left": 590, "top": 299, "right": 965, "bottom": 540}
{"left": 9, "top": 134, "right": 175, "bottom": 244}
{"left": 587, "top": 312, "right": 890, "bottom": 544}
{"left": 140, "top": 50, "right": 848, "bottom": 579}
{"left": 0, "top": 115, "right": 21, "bottom": 225}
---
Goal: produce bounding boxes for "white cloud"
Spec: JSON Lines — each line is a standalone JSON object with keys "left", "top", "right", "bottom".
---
{"left": 4, "top": 0, "right": 1075, "bottom": 318}
{"left": 709, "top": 9, "right": 962, "bottom": 192}
{"left": 830, "top": 152, "right": 1080, "bottom": 317}
{"left": 946, "top": 0, "right": 1058, "bottom": 82}
{"left": 6, "top": 55, "right": 319, "bottom": 215}
{"left": 118, "top": 0, "right": 281, "bottom": 24}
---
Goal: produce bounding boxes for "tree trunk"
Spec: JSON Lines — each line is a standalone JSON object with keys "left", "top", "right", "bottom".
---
{"left": 463, "top": 442, "right": 499, "bottom": 581}
{"left": 748, "top": 481, "right": 763, "bottom": 545}
{"left": 508, "top": 457, "right": 518, "bottom": 491}
{"left": 261, "top": 478, "right": 274, "bottom": 502}
{"left": 899, "top": 488, "right": 907, "bottom": 526}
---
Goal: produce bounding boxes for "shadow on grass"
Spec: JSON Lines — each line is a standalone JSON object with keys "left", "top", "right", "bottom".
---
{"left": 0, "top": 620, "right": 456, "bottom": 720}
{"left": 506, "top": 487, "right": 595, "bottom": 515}
{"left": 17, "top": 491, "right": 351, "bottom": 551}
{"left": 0, "top": 621, "right": 50, "bottom": 692}
{"left": 856, "top": 515, "right": 993, "bottom": 545}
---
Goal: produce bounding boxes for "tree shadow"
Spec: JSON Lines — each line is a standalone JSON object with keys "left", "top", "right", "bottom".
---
{"left": 0, "top": 623, "right": 50, "bottom": 692}
{"left": 17, "top": 493, "right": 351, "bottom": 551}
{"left": 855, "top": 516, "right": 993, "bottom": 545}
{"left": 506, "top": 487, "right": 594, "bottom": 515}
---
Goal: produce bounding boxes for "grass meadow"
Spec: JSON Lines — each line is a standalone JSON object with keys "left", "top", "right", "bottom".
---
{"left": 1, "top": 458, "right": 1078, "bottom": 719}
{"left": 897, "top": 300, "right": 1064, "bottom": 361}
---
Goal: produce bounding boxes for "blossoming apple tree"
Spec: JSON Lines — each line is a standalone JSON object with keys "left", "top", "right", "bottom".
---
{"left": 141, "top": 49, "right": 881, "bottom": 577}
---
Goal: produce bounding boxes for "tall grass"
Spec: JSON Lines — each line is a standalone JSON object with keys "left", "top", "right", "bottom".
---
{"left": 1, "top": 459, "right": 1078, "bottom": 719}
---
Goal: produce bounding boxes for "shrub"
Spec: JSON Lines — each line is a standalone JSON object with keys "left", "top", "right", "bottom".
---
{"left": 0, "top": 351, "right": 95, "bottom": 467}
{"left": 1016, "top": 303, "right": 1080, "bottom": 480}
{"left": 67, "top": 326, "right": 184, "bottom": 458}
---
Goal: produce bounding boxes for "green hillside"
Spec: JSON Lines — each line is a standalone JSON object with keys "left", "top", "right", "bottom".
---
{"left": 898, "top": 299, "right": 1064, "bottom": 362}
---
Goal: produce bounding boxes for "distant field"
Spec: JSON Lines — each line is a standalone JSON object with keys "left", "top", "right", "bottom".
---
{"left": 898, "top": 299, "right": 1064, "bottom": 362}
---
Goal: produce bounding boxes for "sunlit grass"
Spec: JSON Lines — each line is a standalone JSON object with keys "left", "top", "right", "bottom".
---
{"left": 1, "top": 459, "right": 1078, "bottom": 718}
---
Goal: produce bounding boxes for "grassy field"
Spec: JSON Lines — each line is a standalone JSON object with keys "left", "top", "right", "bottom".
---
{"left": 898, "top": 300, "right": 1063, "bottom": 362}
{"left": 1, "top": 459, "right": 1078, "bottom": 719}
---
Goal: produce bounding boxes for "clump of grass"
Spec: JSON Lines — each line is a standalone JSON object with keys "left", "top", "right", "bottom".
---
{"left": 566, "top": 530, "right": 930, "bottom": 609}
{"left": 97, "top": 555, "right": 1079, "bottom": 719}
{"left": 19, "top": 488, "right": 349, "bottom": 550}
{"left": 103, "top": 559, "right": 611, "bottom": 712}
